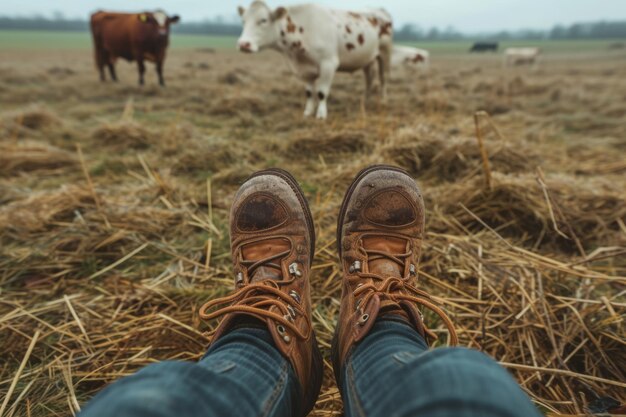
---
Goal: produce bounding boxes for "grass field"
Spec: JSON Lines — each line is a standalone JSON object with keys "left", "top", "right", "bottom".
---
{"left": 1, "top": 29, "right": 623, "bottom": 54}
{"left": 0, "top": 29, "right": 238, "bottom": 50}
{"left": 0, "top": 28, "right": 625, "bottom": 417}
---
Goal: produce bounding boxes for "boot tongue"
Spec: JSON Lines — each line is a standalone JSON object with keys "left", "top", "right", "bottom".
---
{"left": 362, "top": 236, "right": 407, "bottom": 277}
{"left": 241, "top": 238, "right": 291, "bottom": 282}
{"left": 361, "top": 235, "right": 411, "bottom": 320}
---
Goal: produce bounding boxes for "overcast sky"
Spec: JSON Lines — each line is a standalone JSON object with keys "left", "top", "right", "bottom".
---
{"left": 5, "top": 0, "right": 626, "bottom": 32}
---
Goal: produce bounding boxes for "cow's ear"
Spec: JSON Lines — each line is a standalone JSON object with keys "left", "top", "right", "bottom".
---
{"left": 237, "top": 6, "right": 245, "bottom": 17}
{"left": 271, "top": 7, "right": 287, "bottom": 21}
{"left": 169, "top": 15, "right": 180, "bottom": 24}
{"left": 138, "top": 13, "right": 148, "bottom": 22}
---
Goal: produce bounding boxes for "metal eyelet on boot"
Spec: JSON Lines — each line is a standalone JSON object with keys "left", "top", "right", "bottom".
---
{"left": 355, "top": 298, "right": 362, "bottom": 311}
{"left": 287, "top": 305, "right": 297, "bottom": 318}
{"left": 277, "top": 324, "right": 291, "bottom": 342}
{"left": 349, "top": 260, "right": 362, "bottom": 273}
{"left": 235, "top": 272, "right": 244, "bottom": 286}
{"left": 288, "top": 263, "right": 302, "bottom": 277}
{"left": 289, "top": 290, "right": 301, "bottom": 304}
{"left": 358, "top": 313, "right": 369, "bottom": 325}
{"left": 409, "top": 264, "right": 416, "bottom": 276}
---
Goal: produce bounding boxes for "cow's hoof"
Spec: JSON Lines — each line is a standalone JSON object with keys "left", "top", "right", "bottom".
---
{"left": 315, "top": 105, "right": 327, "bottom": 119}
{"left": 303, "top": 103, "right": 316, "bottom": 117}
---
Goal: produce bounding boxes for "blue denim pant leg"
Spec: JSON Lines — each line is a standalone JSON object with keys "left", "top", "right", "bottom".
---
{"left": 341, "top": 319, "right": 542, "bottom": 417}
{"left": 79, "top": 327, "right": 300, "bottom": 417}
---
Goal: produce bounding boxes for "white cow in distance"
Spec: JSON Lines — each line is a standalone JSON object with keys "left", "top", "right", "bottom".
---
{"left": 391, "top": 45, "right": 430, "bottom": 72}
{"left": 237, "top": 1, "right": 393, "bottom": 119}
{"left": 503, "top": 47, "right": 541, "bottom": 67}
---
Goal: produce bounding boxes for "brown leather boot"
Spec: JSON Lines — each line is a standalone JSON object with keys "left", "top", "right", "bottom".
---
{"left": 332, "top": 165, "right": 458, "bottom": 381}
{"left": 199, "top": 168, "right": 322, "bottom": 416}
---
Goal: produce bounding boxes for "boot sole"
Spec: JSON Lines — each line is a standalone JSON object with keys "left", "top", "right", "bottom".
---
{"left": 248, "top": 168, "right": 315, "bottom": 266}
{"left": 336, "top": 164, "right": 413, "bottom": 257}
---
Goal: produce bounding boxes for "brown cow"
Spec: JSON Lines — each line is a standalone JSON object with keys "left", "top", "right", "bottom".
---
{"left": 90, "top": 10, "right": 180, "bottom": 86}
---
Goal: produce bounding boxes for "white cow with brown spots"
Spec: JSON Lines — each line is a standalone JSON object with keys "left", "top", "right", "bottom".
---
{"left": 503, "top": 47, "right": 541, "bottom": 67}
{"left": 391, "top": 45, "right": 430, "bottom": 72}
{"left": 237, "top": 1, "right": 393, "bottom": 119}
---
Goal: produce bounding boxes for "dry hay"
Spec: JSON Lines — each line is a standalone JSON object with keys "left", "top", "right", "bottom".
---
{"left": 46, "top": 204, "right": 186, "bottom": 258}
{"left": 0, "top": 104, "right": 62, "bottom": 140}
{"left": 1, "top": 49, "right": 625, "bottom": 417}
{"left": 561, "top": 113, "right": 626, "bottom": 137}
{"left": 382, "top": 125, "right": 536, "bottom": 181}
{"left": 0, "top": 185, "right": 94, "bottom": 233}
{"left": 418, "top": 230, "right": 625, "bottom": 416}
{"left": 47, "top": 67, "right": 76, "bottom": 77}
{"left": 172, "top": 138, "right": 261, "bottom": 175}
{"left": 0, "top": 181, "right": 27, "bottom": 205}
{"left": 217, "top": 68, "right": 250, "bottom": 85}
{"left": 209, "top": 93, "right": 267, "bottom": 117}
{"left": 2, "top": 104, "right": 62, "bottom": 130}
{"left": 91, "top": 120, "right": 155, "bottom": 149}
{"left": 508, "top": 76, "right": 551, "bottom": 96}
{"left": 568, "top": 143, "right": 626, "bottom": 176}
{"left": 286, "top": 130, "right": 371, "bottom": 158}
{"left": 211, "top": 162, "right": 259, "bottom": 186}
{"left": 432, "top": 172, "right": 626, "bottom": 251}
{"left": 0, "top": 141, "right": 76, "bottom": 176}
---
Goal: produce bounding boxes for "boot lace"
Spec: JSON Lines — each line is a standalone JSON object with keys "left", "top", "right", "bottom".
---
{"left": 199, "top": 243, "right": 311, "bottom": 341}
{"left": 350, "top": 246, "right": 459, "bottom": 345}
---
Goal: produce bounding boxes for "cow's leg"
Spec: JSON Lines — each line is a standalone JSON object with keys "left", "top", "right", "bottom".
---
{"left": 100, "top": 50, "right": 116, "bottom": 82}
{"left": 95, "top": 49, "right": 106, "bottom": 81}
{"left": 108, "top": 61, "right": 117, "bottom": 82}
{"left": 137, "top": 56, "right": 146, "bottom": 85}
{"left": 303, "top": 81, "right": 316, "bottom": 117}
{"left": 156, "top": 61, "right": 165, "bottom": 87}
{"left": 98, "top": 65, "right": 106, "bottom": 82}
{"left": 376, "top": 55, "right": 387, "bottom": 102}
{"left": 363, "top": 62, "right": 376, "bottom": 100}
{"left": 315, "top": 60, "right": 338, "bottom": 120}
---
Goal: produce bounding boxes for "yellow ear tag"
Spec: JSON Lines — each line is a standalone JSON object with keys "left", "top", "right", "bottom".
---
{"left": 140, "top": 14, "right": 147, "bottom": 22}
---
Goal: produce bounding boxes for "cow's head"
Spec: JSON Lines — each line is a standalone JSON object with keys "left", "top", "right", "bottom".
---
{"left": 237, "top": 1, "right": 287, "bottom": 53}
{"left": 139, "top": 10, "right": 180, "bottom": 37}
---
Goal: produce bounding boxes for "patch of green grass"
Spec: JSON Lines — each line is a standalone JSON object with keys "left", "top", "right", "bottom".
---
{"left": 170, "top": 34, "right": 236, "bottom": 50}
{"left": 398, "top": 39, "right": 624, "bottom": 54}
{"left": 1, "top": 30, "right": 619, "bottom": 54}
{"left": 0, "top": 29, "right": 236, "bottom": 50}
{"left": 299, "top": 181, "right": 318, "bottom": 195}
{"left": 0, "top": 30, "right": 91, "bottom": 49}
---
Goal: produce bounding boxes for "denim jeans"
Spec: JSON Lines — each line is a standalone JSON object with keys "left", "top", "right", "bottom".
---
{"left": 341, "top": 319, "right": 541, "bottom": 417}
{"left": 80, "top": 319, "right": 540, "bottom": 417}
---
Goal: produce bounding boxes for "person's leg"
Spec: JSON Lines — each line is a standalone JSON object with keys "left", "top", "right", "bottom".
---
{"left": 81, "top": 168, "right": 323, "bottom": 417}
{"left": 341, "top": 318, "right": 541, "bottom": 417}
{"left": 80, "top": 327, "right": 299, "bottom": 417}
{"left": 332, "top": 165, "right": 540, "bottom": 417}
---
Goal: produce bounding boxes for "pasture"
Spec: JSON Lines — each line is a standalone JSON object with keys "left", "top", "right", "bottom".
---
{"left": 0, "top": 31, "right": 625, "bottom": 416}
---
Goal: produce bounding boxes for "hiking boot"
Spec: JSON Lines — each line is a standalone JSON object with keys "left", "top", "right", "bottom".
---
{"left": 332, "top": 165, "right": 458, "bottom": 380}
{"left": 199, "top": 168, "right": 322, "bottom": 416}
